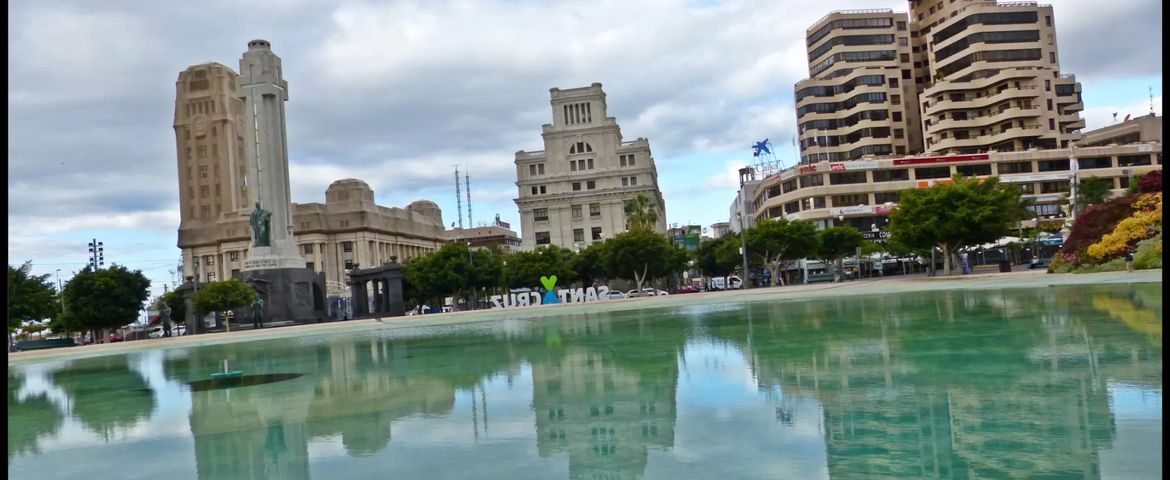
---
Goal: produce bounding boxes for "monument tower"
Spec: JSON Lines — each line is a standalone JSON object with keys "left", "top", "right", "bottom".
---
{"left": 234, "top": 39, "right": 325, "bottom": 323}
{"left": 238, "top": 39, "right": 304, "bottom": 271}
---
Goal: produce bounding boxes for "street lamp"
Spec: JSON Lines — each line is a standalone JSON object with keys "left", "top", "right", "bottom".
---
{"left": 55, "top": 269, "right": 64, "bottom": 310}
{"left": 737, "top": 167, "right": 753, "bottom": 288}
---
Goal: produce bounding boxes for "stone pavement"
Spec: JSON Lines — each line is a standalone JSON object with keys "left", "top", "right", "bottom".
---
{"left": 9, "top": 269, "right": 1161, "bottom": 366}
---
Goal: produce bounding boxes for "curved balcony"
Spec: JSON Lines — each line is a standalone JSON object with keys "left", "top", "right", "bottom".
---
{"left": 798, "top": 100, "right": 890, "bottom": 122}
{"left": 1057, "top": 101, "right": 1084, "bottom": 113}
{"left": 795, "top": 83, "right": 888, "bottom": 109}
{"left": 927, "top": 106, "right": 1042, "bottom": 134}
{"left": 926, "top": 86, "right": 1039, "bottom": 113}
{"left": 799, "top": 117, "right": 891, "bottom": 140}
{"left": 930, "top": 126, "right": 1045, "bottom": 152}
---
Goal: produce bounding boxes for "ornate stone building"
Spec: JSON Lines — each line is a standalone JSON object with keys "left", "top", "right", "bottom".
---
{"left": 513, "top": 83, "right": 668, "bottom": 251}
{"left": 173, "top": 62, "right": 445, "bottom": 294}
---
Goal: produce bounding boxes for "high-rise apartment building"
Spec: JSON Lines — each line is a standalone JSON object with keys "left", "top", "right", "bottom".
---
{"left": 514, "top": 83, "right": 668, "bottom": 250}
{"left": 795, "top": 1, "right": 1085, "bottom": 162}
{"left": 797, "top": 10, "right": 925, "bottom": 164}
{"left": 174, "top": 63, "right": 446, "bottom": 293}
{"left": 909, "top": 0, "right": 1084, "bottom": 153}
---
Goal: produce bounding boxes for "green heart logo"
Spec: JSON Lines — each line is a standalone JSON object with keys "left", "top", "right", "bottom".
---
{"left": 540, "top": 275, "right": 558, "bottom": 291}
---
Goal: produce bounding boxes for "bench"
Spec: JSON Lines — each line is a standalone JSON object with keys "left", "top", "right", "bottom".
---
{"left": 806, "top": 273, "right": 836, "bottom": 283}
{"left": 15, "top": 338, "right": 77, "bottom": 351}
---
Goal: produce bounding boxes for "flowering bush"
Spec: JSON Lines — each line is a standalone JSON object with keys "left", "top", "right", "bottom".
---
{"left": 1059, "top": 194, "right": 1140, "bottom": 266}
{"left": 1086, "top": 193, "right": 1162, "bottom": 261}
{"left": 1138, "top": 169, "right": 1163, "bottom": 193}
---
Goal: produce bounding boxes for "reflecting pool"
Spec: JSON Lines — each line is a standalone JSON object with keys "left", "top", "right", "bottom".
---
{"left": 8, "top": 283, "right": 1162, "bottom": 479}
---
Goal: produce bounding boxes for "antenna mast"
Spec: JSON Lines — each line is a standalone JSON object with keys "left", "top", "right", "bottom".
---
{"left": 453, "top": 165, "right": 463, "bottom": 229}
{"left": 1151, "top": 86, "right": 1156, "bottom": 116}
{"left": 465, "top": 169, "right": 472, "bottom": 228}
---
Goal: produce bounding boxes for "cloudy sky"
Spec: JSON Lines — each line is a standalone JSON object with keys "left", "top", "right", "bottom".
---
{"left": 7, "top": 0, "right": 1163, "bottom": 299}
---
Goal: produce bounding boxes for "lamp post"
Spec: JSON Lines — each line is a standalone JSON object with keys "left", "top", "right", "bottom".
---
{"left": 737, "top": 167, "right": 752, "bottom": 288}
{"left": 55, "top": 269, "right": 64, "bottom": 310}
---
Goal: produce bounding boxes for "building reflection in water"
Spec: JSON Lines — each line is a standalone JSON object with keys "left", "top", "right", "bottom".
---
{"left": 529, "top": 312, "right": 681, "bottom": 479}
{"left": 709, "top": 284, "right": 1160, "bottom": 479}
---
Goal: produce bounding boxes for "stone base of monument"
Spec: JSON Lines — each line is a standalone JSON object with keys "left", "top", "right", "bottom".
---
{"left": 234, "top": 268, "right": 327, "bottom": 325}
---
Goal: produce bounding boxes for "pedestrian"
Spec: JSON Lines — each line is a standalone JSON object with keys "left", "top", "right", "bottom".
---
{"left": 1125, "top": 247, "right": 1135, "bottom": 272}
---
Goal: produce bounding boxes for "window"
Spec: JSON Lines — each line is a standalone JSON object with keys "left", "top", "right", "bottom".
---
{"left": 830, "top": 171, "right": 868, "bottom": 185}
{"left": 1045, "top": 80, "right": 1051, "bottom": 91}
{"left": 620, "top": 154, "right": 636, "bottom": 166}
{"left": 900, "top": 53, "right": 910, "bottom": 62}
{"left": 535, "top": 232, "right": 551, "bottom": 245}
{"left": 592, "top": 227, "right": 603, "bottom": 240}
{"left": 998, "top": 161, "right": 1032, "bottom": 174}
{"left": 302, "top": 244, "right": 313, "bottom": 254}
{"left": 540, "top": 185, "right": 547, "bottom": 194}
{"left": 571, "top": 204, "right": 583, "bottom": 219}
{"left": 621, "top": 176, "right": 638, "bottom": 186}
{"left": 569, "top": 141, "right": 593, "bottom": 154}
{"left": 874, "top": 191, "right": 900, "bottom": 204}
{"left": 589, "top": 203, "right": 601, "bottom": 218}
{"left": 200, "top": 205, "right": 210, "bottom": 217}
{"left": 344, "top": 259, "right": 355, "bottom": 269}
{"left": 533, "top": 208, "right": 549, "bottom": 222}
{"left": 782, "top": 179, "right": 799, "bottom": 193}
{"left": 1118, "top": 155, "right": 1152, "bottom": 167}
{"left": 570, "top": 161, "right": 577, "bottom": 172}
{"left": 529, "top": 165, "right": 536, "bottom": 176}
{"left": 798, "top": 174, "right": 824, "bottom": 188}
{"left": 897, "top": 21, "right": 906, "bottom": 30}
{"left": 572, "top": 182, "right": 581, "bottom": 191}
{"left": 956, "top": 163, "right": 992, "bottom": 176}
{"left": 889, "top": 78, "right": 899, "bottom": 88}
{"left": 342, "top": 241, "right": 353, "bottom": 253}
{"left": 587, "top": 158, "right": 594, "bottom": 170}
{"left": 1049, "top": 52, "right": 1055, "bottom": 63}
{"left": 915, "top": 166, "right": 952, "bottom": 179}
{"left": 197, "top": 146, "right": 207, "bottom": 159}
{"left": 187, "top": 167, "right": 192, "bottom": 179}
{"left": 206, "top": 272, "right": 216, "bottom": 282}
{"left": 1040, "top": 181, "right": 1071, "bottom": 194}
{"left": 894, "top": 128, "right": 905, "bottom": 139}
{"left": 891, "top": 94, "right": 901, "bottom": 105}
{"left": 538, "top": 164, "right": 545, "bottom": 174}
{"left": 199, "top": 166, "right": 208, "bottom": 178}
{"left": 204, "top": 255, "right": 215, "bottom": 266}
{"left": 1017, "top": 182, "right": 1035, "bottom": 194}
{"left": 229, "top": 251, "right": 239, "bottom": 262}
{"left": 306, "top": 262, "right": 314, "bottom": 271}
{"left": 200, "top": 185, "right": 209, "bottom": 198}
{"left": 1028, "top": 203, "right": 1061, "bottom": 216}
{"left": 831, "top": 194, "right": 868, "bottom": 207}
{"left": 898, "top": 37, "right": 908, "bottom": 47}
{"left": 1037, "top": 159, "right": 1070, "bottom": 172}
{"left": 573, "top": 229, "right": 584, "bottom": 242}
{"left": 587, "top": 180, "right": 596, "bottom": 190}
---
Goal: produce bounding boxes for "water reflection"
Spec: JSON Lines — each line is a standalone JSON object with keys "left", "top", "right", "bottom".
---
{"left": 49, "top": 356, "right": 156, "bottom": 441}
{"left": 7, "top": 283, "right": 1162, "bottom": 479}
{"left": 8, "top": 372, "right": 64, "bottom": 458}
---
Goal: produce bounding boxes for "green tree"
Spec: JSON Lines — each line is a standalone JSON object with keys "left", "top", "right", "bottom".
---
{"left": 889, "top": 175, "right": 1021, "bottom": 275}
{"left": 404, "top": 242, "right": 475, "bottom": 308}
{"left": 746, "top": 218, "right": 819, "bottom": 286}
{"left": 601, "top": 229, "right": 684, "bottom": 292}
{"left": 8, "top": 262, "right": 59, "bottom": 334}
{"left": 695, "top": 236, "right": 740, "bottom": 278}
{"left": 573, "top": 241, "right": 610, "bottom": 285}
{"left": 813, "top": 226, "right": 864, "bottom": 279}
{"left": 191, "top": 279, "right": 258, "bottom": 318}
{"left": 503, "top": 246, "right": 577, "bottom": 290}
{"left": 623, "top": 193, "right": 659, "bottom": 231}
{"left": 1072, "top": 176, "right": 1113, "bottom": 211}
{"left": 60, "top": 265, "right": 150, "bottom": 342}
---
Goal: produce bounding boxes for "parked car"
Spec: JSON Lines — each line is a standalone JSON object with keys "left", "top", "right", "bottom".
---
{"left": 1029, "top": 258, "right": 1051, "bottom": 269}
{"left": 601, "top": 290, "right": 627, "bottom": 300}
{"left": 678, "top": 286, "right": 700, "bottom": 294}
{"left": 107, "top": 333, "right": 124, "bottom": 343}
{"left": 642, "top": 288, "right": 668, "bottom": 296}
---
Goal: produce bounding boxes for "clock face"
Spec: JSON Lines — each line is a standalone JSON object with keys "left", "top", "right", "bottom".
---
{"left": 192, "top": 115, "right": 208, "bottom": 137}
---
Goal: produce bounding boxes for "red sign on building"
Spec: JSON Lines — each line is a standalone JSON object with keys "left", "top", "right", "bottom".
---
{"left": 892, "top": 154, "right": 989, "bottom": 166}
{"left": 798, "top": 165, "right": 818, "bottom": 174}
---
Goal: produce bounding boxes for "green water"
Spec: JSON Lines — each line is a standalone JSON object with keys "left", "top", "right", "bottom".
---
{"left": 8, "top": 284, "right": 1162, "bottom": 479}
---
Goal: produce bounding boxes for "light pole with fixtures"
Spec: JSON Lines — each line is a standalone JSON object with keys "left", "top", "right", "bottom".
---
{"left": 737, "top": 167, "right": 752, "bottom": 288}
{"left": 87, "top": 239, "right": 104, "bottom": 270}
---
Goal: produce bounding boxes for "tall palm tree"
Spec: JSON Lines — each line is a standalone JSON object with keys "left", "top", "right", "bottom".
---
{"left": 624, "top": 194, "right": 658, "bottom": 231}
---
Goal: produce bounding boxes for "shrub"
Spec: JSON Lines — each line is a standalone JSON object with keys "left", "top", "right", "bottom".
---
{"left": 1086, "top": 193, "right": 1162, "bottom": 261}
{"left": 1138, "top": 169, "right": 1163, "bottom": 193}
{"left": 1133, "top": 233, "right": 1164, "bottom": 270}
{"left": 1059, "top": 194, "right": 1140, "bottom": 265}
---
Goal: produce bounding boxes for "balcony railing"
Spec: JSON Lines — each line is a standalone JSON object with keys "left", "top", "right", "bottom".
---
{"left": 807, "top": 9, "right": 895, "bottom": 33}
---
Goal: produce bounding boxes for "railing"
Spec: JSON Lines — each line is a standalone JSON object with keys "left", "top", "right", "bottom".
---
{"left": 807, "top": 9, "right": 895, "bottom": 33}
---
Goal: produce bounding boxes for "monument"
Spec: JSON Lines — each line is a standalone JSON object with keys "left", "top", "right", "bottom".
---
{"left": 234, "top": 39, "right": 326, "bottom": 324}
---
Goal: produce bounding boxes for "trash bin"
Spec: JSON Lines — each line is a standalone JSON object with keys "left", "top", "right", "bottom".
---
{"left": 998, "top": 260, "right": 1012, "bottom": 273}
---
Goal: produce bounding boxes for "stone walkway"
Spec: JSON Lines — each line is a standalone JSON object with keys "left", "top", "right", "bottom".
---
{"left": 9, "top": 269, "right": 1161, "bottom": 366}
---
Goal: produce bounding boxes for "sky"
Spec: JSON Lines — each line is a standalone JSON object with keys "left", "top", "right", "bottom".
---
{"left": 7, "top": 0, "right": 1163, "bottom": 301}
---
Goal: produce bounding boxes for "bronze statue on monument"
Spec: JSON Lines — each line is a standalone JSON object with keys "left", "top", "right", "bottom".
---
{"left": 249, "top": 202, "right": 271, "bottom": 247}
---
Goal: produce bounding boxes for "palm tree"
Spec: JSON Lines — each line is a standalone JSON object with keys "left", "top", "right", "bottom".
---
{"left": 624, "top": 194, "right": 659, "bottom": 231}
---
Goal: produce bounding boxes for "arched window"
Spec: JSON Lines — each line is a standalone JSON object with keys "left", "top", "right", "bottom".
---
{"left": 569, "top": 142, "right": 593, "bottom": 154}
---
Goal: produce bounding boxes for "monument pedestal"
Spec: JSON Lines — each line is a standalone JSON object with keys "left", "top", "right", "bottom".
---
{"left": 235, "top": 268, "right": 327, "bottom": 325}
{"left": 242, "top": 246, "right": 306, "bottom": 271}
